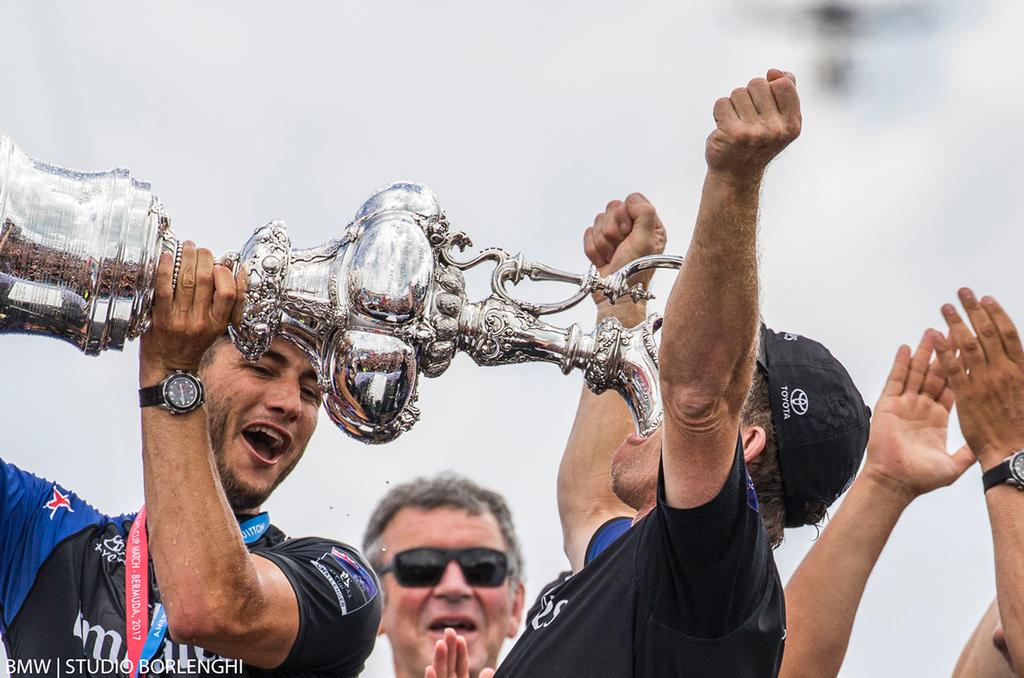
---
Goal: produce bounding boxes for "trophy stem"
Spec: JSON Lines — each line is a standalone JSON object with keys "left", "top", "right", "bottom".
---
{"left": 456, "top": 297, "right": 663, "bottom": 436}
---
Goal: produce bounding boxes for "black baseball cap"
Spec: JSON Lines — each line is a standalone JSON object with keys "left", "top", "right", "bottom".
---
{"left": 756, "top": 324, "right": 871, "bottom": 528}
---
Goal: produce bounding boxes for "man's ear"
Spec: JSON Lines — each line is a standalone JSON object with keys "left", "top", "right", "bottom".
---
{"left": 742, "top": 425, "right": 767, "bottom": 465}
{"left": 377, "top": 586, "right": 390, "bottom": 637}
{"left": 508, "top": 580, "right": 526, "bottom": 638}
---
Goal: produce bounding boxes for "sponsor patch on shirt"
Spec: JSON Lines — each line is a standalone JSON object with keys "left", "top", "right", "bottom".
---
{"left": 94, "top": 534, "right": 125, "bottom": 564}
{"left": 330, "top": 547, "right": 378, "bottom": 600}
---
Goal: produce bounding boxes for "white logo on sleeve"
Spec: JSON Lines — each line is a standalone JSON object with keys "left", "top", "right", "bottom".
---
{"left": 530, "top": 576, "right": 571, "bottom": 630}
{"left": 783, "top": 333, "right": 799, "bottom": 341}
{"left": 531, "top": 598, "right": 569, "bottom": 630}
{"left": 780, "top": 386, "right": 810, "bottom": 419}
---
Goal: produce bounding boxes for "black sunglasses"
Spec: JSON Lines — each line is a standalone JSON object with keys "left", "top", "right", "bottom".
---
{"left": 380, "top": 547, "right": 509, "bottom": 588}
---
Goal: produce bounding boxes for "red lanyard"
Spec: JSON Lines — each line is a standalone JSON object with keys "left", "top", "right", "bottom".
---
{"left": 125, "top": 505, "right": 149, "bottom": 677}
{"left": 122, "top": 506, "right": 270, "bottom": 675}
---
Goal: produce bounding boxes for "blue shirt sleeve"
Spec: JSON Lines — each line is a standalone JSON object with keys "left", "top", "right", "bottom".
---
{"left": 0, "top": 460, "right": 122, "bottom": 631}
{"left": 584, "top": 516, "right": 633, "bottom": 566}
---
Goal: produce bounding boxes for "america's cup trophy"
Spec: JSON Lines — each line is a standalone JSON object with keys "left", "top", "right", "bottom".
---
{"left": 0, "top": 128, "right": 683, "bottom": 443}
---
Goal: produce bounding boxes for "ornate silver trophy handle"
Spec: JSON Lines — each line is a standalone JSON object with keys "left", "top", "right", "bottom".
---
{"left": 439, "top": 236, "right": 682, "bottom": 316}
{"left": 417, "top": 208, "right": 684, "bottom": 437}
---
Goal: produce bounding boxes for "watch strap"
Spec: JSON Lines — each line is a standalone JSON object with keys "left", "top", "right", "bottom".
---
{"left": 139, "top": 382, "right": 166, "bottom": 408}
{"left": 983, "top": 462, "right": 1014, "bottom": 491}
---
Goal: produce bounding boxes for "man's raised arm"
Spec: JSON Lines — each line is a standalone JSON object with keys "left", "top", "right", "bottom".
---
{"left": 139, "top": 244, "right": 316, "bottom": 667}
{"left": 934, "top": 289, "right": 1024, "bottom": 672}
{"left": 780, "top": 336, "right": 973, "bottom": 678}
{"left": 558, "top": 194, "right": 666, "bottom": 571}
{"left": 661, "top": 70, "right": 801, "bottom": 507}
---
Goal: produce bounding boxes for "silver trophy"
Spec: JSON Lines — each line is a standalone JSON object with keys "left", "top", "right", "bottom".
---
{"left": 0, "top": 128, "right": 683, "bottom": 443}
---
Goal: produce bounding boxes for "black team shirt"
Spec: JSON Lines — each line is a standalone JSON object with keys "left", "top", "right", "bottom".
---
{"left": 0, "top": 459, "right": 381, "bottom": 677}
{"left": 496, "top": 440, "right": 786, "bottom": 677}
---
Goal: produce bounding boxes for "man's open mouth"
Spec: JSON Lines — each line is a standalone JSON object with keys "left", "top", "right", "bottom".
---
{"left": 242, "top": 424, "right": 290, "bottom": 464}
{"left": 428, "top": 618, "right": 478, "bottom": 633}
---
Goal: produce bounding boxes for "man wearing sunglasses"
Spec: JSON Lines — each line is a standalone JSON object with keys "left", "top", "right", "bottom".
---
{"left": 363, "top": 474, "right": 525, "bottom": 678}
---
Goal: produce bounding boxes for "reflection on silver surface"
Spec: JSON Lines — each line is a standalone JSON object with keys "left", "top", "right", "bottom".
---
{"left": 347, "top": 216, "right": 432, "bottom": 323}
{"left": 0, "top": 125, "right": 686, "bottom": 443}
{"left": 323, "top": 330, "right": 418, "bottom": 443}
{"left": 0, "top": 130, "right": 167, "bottom": 354}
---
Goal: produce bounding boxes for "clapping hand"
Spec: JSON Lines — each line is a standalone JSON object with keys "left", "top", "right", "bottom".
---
{"left": 862, "top": 333, "right": 975, "bottom": 501}
{"left": 932, "top": 289, "right": 1024, "bottom": 471}
{"left": 424, "top": 628, "right": 495, "bottom": 678}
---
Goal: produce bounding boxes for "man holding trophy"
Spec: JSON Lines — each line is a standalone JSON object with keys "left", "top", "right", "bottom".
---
{"left": 0, "top": 115, "right": 675, "bottom": 675}
{"left": 494, "top": 69, "right": 815, "bottom": 677}
{"left": 0, "top": 241, "right": 382, "bottom": 674}
{"left": 0, "top": 66, "right": 876, "bottom": 677}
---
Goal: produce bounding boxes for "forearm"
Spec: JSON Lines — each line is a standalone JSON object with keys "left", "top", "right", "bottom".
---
{"left": 140, "top": 363, "right": 260, "bottom": 638}
{"left": 782, "top": 470, "right": 912, "bottom": 678}
{"left": 987, "top": 486, "right": 1024, "bottom": 669}
{"left": 659, "top": 172, "right": 761, "bottom": 507}
{"left": 558, "top": 301, "right": 646, "bottom": 569}
{"left": 660, "top": 170, "right": 760, "bottom": 414}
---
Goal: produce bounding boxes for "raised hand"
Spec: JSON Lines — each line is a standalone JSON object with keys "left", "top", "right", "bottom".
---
{"left": 932, "top": 289, "right": 1024, "bottom": 469}
{"left": 863, "top": 333, "right": 975, "bottom": 501}
{"left": 425, "top": 628, "right": 495, "bottom": 678}
{"left": 583, "top": 193, "right": 667, "bottom": 295}
{"left": 139, "top": 241, "right": 241, "bottom": 375}
{"left": 706, "top": 68, "right": 801, "bottom": 182}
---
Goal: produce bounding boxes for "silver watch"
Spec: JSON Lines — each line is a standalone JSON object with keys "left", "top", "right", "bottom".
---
{"left": 138, "top": 371, "right": 205, "bottom": 415}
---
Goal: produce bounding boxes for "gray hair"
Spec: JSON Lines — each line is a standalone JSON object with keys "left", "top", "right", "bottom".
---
{"left": 363, "top": 473, "right": 524, "bottom": 584}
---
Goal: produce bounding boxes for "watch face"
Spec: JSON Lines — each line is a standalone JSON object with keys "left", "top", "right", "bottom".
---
{"left": 164, "top": 374, "right": 200, "bottom": 410}
{"left": 1009, "top": 452, "right": 1024, "bottom": 485}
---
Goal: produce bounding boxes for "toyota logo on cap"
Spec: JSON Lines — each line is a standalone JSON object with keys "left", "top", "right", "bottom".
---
{"left": 790, "top": 389, "right": 809, "bottom": 415}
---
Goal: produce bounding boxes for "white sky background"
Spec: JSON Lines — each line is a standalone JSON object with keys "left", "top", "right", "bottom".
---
{"left": 0, "top": 1, "right": 1022, "bottom": 675}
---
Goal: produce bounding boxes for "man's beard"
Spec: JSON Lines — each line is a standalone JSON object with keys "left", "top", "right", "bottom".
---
{"left": 610, "top": 464, "right": 654, "bottom": 511}
{"left": 610, "top": 450, "right": 659, "bottom": 511}
{"left": 207, "top": 392, "right": 304, "bottom": 513}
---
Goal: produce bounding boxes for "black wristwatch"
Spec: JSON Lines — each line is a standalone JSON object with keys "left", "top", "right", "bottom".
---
{"left": 138, "top": 371, "right": 205, "bottom": 415}
{"left": 982, "top": 449, "right": 1024, "bottom": 492}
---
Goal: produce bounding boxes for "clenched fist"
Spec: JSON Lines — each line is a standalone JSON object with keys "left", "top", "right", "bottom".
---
{"left": 583, "top": 192, "right": 667, "bottom": 298}
{"left": 706, "top": 69, "right": 801, "bottom": 182}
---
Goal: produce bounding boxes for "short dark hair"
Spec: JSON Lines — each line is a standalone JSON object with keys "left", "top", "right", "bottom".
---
{"left": 363, "top": 473, "right": 524, "bottom": 584}
{"left": 743, "top": 370, "right": 827, "bottom": 548}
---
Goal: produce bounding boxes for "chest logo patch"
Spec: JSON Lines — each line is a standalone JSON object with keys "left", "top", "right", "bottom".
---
{"left": 44, "top": 485, "right": 74, "bottom": 520}
{"left": 330, "top": 547, "right": 379, "bottom": 600}
{"left": 95, "top": 534, "right": 126, "bottom": 563}
{"left": 530, "top": 579, "right": 570, "bottom": 630}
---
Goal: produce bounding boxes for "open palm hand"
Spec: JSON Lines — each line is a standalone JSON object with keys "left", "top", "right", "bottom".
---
{"left": 865, "top": 335, "right": 975, "bottom": 500}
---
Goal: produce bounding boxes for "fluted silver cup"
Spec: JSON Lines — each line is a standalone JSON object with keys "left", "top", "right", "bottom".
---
{"left": 0, "top": 129, "right": 168, "bottom": 354}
